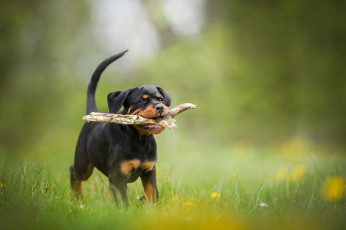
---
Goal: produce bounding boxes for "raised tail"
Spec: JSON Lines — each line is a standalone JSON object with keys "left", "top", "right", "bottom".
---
{"left": 86, "top": 50, "right": 128, "bottom": 114}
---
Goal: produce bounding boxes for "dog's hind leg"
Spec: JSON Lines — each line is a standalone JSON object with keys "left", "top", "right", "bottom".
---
{"left": 70, "top": 129, "right": 94, "bottom": 198}
{"left": 70, "top": 163, "right": 94, "bottom": 198}
{"left": 70, "top": 165, "right": 83, "bottom": 198}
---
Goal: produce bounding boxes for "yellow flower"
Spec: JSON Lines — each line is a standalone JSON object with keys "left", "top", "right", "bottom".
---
{"left": 211, "top": 192, "right": 221, "bottom": 199}
{"left": 171, "top": 196, "right": 179, "bottom": 201}
{"left": 0, "top": 183, "right": 5, "bottom": 188}
{"left": 275, "top": 169, "right": 287, "bottom": 181}
{"left": 289, "top": 164, "right": 305, "bottom": 181}
{"left": 183, "top": 201, "right": 194, "bottom": 206}
{"left": 45, "top": 183, "right": 49, "bottom": 189}
{"left": 322, "top": 177, "right": 345, "bottom": 201}
{"left": 55, "top": 196, "right": 59, "bottom": 199}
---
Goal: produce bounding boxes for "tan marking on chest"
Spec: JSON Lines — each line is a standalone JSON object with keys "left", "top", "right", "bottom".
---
{"left": 120, "top": 159, "right": 141, "bottom": 175}
{"left": 141, "top": 161, "right": 156, "bottom": 172}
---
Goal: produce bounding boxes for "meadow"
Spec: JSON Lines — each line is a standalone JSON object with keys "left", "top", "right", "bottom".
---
{"left": 1, "top": 2, "right": 345, "bottom": 229}
{"left": 0, "top": 137, "right": 345, "bottom": 230}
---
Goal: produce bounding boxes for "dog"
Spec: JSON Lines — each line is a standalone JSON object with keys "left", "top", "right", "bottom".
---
{"left": 70, "top": 50, "right": 171, "bottom": 207}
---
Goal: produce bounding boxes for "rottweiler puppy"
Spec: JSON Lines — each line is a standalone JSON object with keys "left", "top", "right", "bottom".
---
{"left": 70, "top": 50, "right": 171, "bottom": 207}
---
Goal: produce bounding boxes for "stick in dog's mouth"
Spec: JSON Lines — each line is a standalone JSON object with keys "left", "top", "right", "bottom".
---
{"left": 83, "top": 103, "right": 197, "bottom": 130}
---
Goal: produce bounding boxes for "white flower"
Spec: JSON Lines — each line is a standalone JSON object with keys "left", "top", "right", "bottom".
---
{"left": 80, "top": 204, "right": 85, "bottom": 209}
{"left": 259, "top": 202, "right": 269, "bottom": 207}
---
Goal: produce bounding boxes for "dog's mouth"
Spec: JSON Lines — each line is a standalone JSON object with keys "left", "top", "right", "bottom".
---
{"left": 139, "top": 124, "right": 162, "bottom": 130}
{"left": 137, "top": 124, "right": 164, "bottom": 135}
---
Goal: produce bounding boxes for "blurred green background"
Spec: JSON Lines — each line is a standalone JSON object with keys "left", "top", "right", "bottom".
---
{"left": 0, "top": 0, "right": 345, "bottom": 160}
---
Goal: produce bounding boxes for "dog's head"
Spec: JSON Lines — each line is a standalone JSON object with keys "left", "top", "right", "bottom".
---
{"left": 107, "top": 85, "right": 171, "bottom": 134}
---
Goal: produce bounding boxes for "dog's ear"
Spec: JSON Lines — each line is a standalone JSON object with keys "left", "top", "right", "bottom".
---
{"left": 107, "top": 88, "right": 133, "bottom": 114}
{"left": 157, "top": 87, "right": 171, "bottom": 107}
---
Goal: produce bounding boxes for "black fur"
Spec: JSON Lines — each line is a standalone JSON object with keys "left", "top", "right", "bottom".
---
{"left": 70, "top": 51, "right": 171, "bottom": 207}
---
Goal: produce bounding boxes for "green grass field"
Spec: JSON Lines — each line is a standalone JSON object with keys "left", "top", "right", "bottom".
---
{"left": 0, "top": 137, "right": 345, "bottom": 230}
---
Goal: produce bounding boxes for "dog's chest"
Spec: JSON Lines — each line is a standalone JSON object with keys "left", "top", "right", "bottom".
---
{"left": 120, "top": 159, "right": 156, "bottom": 178}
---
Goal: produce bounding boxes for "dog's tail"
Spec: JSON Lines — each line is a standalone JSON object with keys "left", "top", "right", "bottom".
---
{"left": 86, "top": 50, "right": 128, "bottom": 114}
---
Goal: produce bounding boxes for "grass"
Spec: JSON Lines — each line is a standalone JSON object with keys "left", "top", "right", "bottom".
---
{"left": 0, "top": 139, "right": 345, "bottom": 230}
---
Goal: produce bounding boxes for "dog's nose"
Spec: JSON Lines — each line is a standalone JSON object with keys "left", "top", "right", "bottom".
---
{"left": 155, "top": 104, "right": 164, "bottom": 114}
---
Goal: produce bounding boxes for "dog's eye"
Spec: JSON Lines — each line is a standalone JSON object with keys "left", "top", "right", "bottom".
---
{"left": 158, "top": 97, "right": 163, "bottom": 101}
{"left": 140, "top": 98, "right": 149, "bottom": 103}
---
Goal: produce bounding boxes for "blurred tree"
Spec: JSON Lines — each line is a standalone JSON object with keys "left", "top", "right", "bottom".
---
{"left": 0, "top": 0, "right": 90, "bottom": 153}
{"left": 214, "top": 0, "right": 346, "bottom": 145}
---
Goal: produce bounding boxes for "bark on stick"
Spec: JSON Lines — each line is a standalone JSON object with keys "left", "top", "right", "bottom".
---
{"left": 82, "top": 103, "right": 196, "bottom": 129}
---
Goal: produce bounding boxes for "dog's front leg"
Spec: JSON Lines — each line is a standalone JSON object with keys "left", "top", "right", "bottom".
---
{"left": 109, "top": 173, "right": 129, "bottom": 208}
{"left": 140, "top": 167, "right": 159, "bottom": 203}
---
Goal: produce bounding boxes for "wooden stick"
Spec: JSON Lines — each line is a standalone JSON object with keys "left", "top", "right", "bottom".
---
{"left": 82, "top": 103, "right": 196, "bottom": 129}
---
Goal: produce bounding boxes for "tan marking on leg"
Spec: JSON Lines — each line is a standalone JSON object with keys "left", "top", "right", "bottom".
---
{"left": 108, "top": 187, "right": 113, "bottom": 197}
{"left": 82, "top": 164, "right": 94, "bottom": 180}
{"left": 141, "top": 161, "right": 156, "bottom": 172}
{"left": 72, "top": 180, "right": 83, "bottom": 198}
{"left": 143, "top": 183, "right": 155, "bottom": 202}
{"left": 104, "top": 187, "right": 113, "bottom": 200}
{"left": 120, "top": 159, "right": 141, "bottom": 176}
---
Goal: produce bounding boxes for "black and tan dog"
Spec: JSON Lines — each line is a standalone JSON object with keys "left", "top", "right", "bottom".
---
{"left": 70, "top": 50, "right": 171, "bottom": 207}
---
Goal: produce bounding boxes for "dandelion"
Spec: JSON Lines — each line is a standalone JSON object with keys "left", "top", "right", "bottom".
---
{"left": 275, "top": 169, "right": 287, "bottom": 181}
{"left": 183, "top": 201, "right": 194, "bottom": 206}
{"left": 289, "top": 164, "right": 305, "bottom": 181}
{"left": 0, "top": 183, "right": 5, "bottom": 192}
{"left": 44, "top": 183, "right": 49, "bottom": 194}
{"left": 259, "top": 202, "right": 269, "bottom": 207}
{"left": 322, "top": 176, "right": 345, "bottom": 201}
{"left": 211, "top": 192, "right": 221, "bottom": 199}
{"left": 171, "top": 196, "right": 179, "bottom": 201}
{"left": 55, "top": 196, "right": 59, "bottom": 199}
